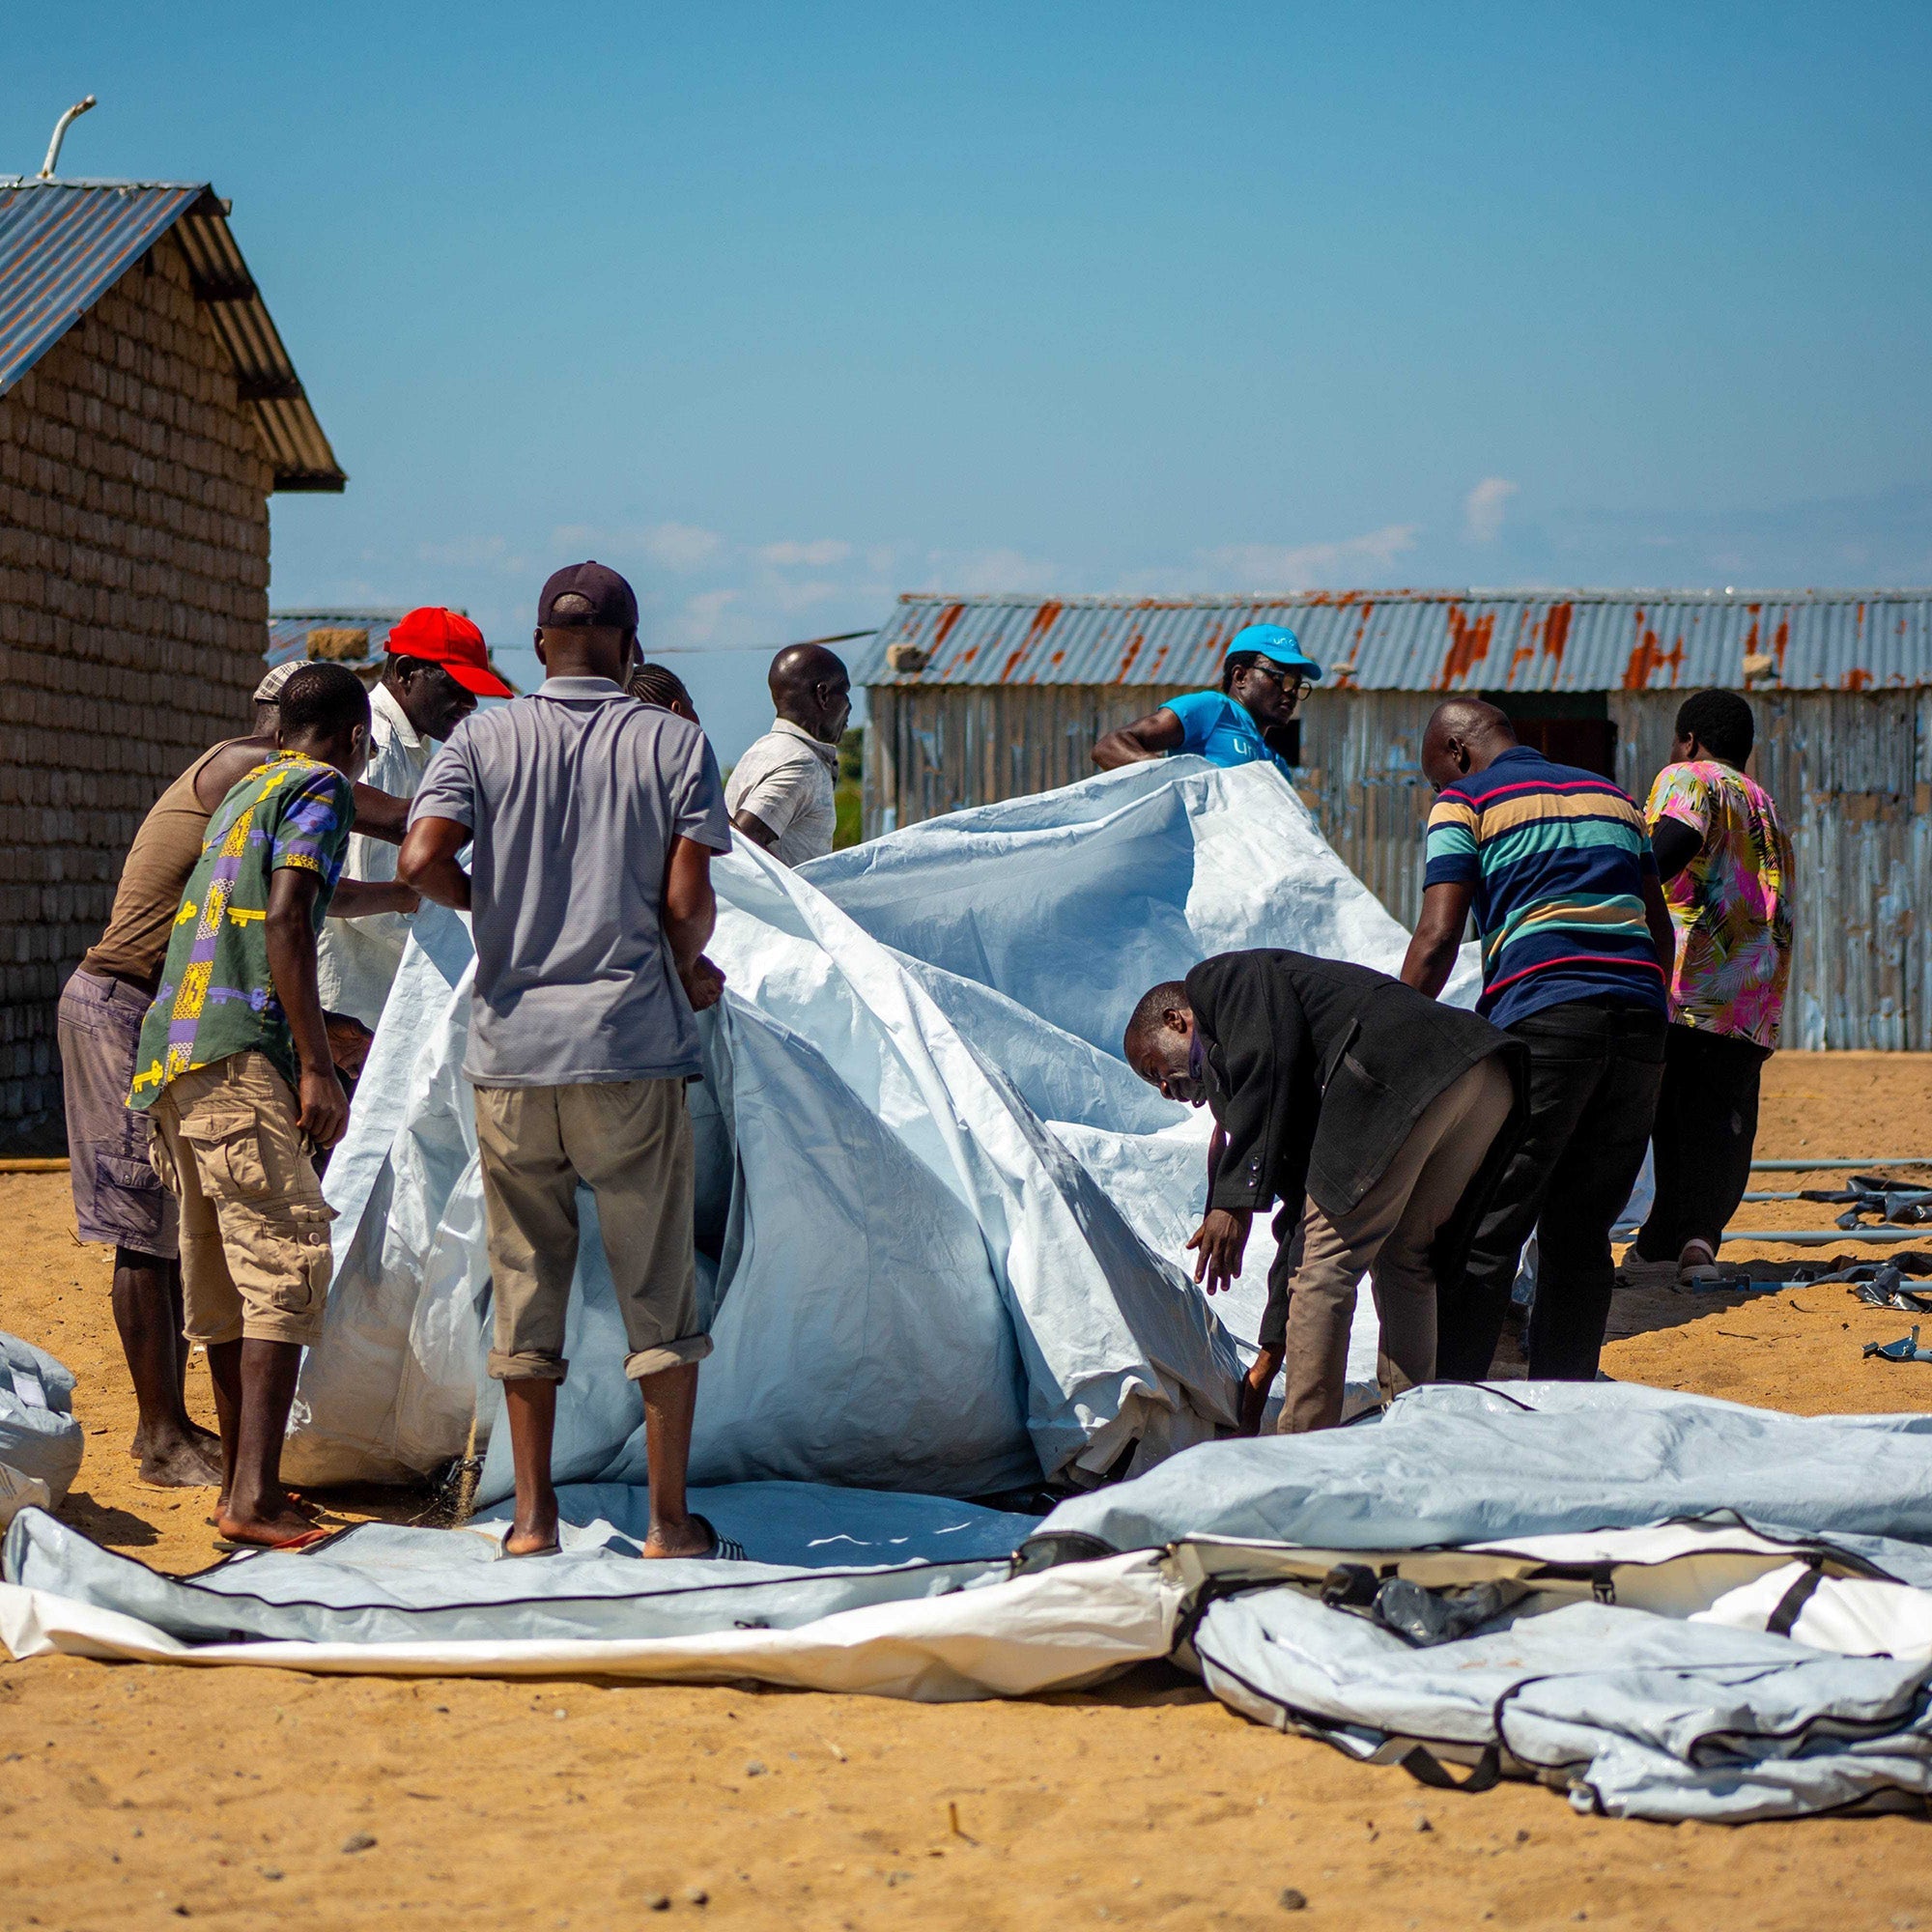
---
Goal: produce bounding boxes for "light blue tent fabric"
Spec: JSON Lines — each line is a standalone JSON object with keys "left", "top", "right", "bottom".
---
{"left": 1020, "top": 1381, "right": 1932, "bottom": 1587}
{"left": 10, "top": 1387, "right": 1932, "bottom": 1817}
{"left": 0, "top": 1334, "right": 82, "bottom": 1509}
{"left": 2, "top": 1481, "right": 1040, "bottom": 1648}
{"left": 285, "top": 759, "right": 1459, "bottom": 1503}
{"left": 1194, "top": 1590, "right": 1932, "bottom": 1822}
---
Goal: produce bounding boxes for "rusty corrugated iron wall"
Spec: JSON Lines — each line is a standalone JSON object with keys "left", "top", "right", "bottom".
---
{"left": 858, "top": 590, "right": 1932, "bottom": 695}
{"left": 863, "top": 683, "right": 1932, "bottom": 1049}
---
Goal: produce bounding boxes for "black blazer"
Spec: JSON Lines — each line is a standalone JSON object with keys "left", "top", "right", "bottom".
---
{"left": 1185, "top": 949, "right": 1528, "bottom": 1230}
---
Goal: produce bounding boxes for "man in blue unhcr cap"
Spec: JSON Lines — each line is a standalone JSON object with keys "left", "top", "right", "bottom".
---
{"left": 1092, "top": 623, "right": 1322, "bottom": 776}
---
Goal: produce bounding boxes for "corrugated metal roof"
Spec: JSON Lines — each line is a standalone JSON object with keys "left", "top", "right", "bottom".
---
{"left": 855, "top": 590, "right": 1932, "bottom": 693}
{"left": 0, "top": 178, "right": 345, "bottom": 491}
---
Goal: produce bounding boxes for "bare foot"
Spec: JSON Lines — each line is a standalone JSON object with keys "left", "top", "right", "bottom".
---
{"left": 503, "top": 1528, "right": 559, "bottom": 1557}
{"left": 215, "top": 1497, "right": 323, "bottom": 1548}
{"left": 215, "top": 1490, "right": 321, "bottom": 1525}
{"left": 641, "top": 1514, "right": 716, "bottom": 1560}
{"left": 132, "top": 1428, "right": 224, "bottom": 1489}
{"left": 503, "top": 1514, "right": 560, "bottom": 1557}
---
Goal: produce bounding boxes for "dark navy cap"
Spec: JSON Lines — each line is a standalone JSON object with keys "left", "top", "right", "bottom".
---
{"left": 537, "top": 560, "right": 639, "bottom": 631}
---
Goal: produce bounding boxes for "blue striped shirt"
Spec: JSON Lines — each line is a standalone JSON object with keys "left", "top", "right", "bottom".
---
{"left": 1423, "top": 747, "right": 1664, "bottom": 1029}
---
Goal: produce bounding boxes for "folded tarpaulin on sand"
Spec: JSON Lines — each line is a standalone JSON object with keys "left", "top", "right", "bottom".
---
{"left": 0, "top": 1333, "right": 82, "bottom": 1521}
{"left": 0, "top": 1481, "right": 1176, "bottom": 1704}
{"left": 10, "top": 1387, "right": 1932, "bottom": 1822}
{"left": 1015, "top": 1380, "right": 1932, "bottom": 1582}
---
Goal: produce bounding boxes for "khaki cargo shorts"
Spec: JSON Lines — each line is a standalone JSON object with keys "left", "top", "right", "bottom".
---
{"left": 147, "top": 1049, "right": 334, "bottom": 1349}
{"left": 471, "top": 1076, "right": 709, "bottom": 1384}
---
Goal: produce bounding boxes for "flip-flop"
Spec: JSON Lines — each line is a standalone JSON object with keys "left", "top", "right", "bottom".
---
{"left": 212, "top": 1524, "right": 332, "bottom": 1554}
{"left": 686, "top": 1513, "right": 746, "bottom": 1561}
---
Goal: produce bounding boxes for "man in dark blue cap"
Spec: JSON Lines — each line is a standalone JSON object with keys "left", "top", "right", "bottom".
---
{"left": 401, "top": 561, "right": 736, "bottom": 1561}
{"left": 1092, "top": 623, "right": 1322, "bottom": 778}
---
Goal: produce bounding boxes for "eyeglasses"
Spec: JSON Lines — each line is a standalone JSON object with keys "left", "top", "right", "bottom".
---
{"left": 1244, "top": 662, "right": 1308, "bottom": 699}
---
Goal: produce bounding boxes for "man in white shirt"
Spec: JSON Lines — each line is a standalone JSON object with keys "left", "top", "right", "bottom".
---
{"left": 317, "top": 608, "right": 513, "bottom": 1032}
{"left": 724, "top": 643, "right": 851, "bottom": 866}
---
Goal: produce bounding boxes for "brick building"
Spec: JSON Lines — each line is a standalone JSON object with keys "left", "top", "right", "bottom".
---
{"left": 0, "top": 179, "right": 342, "bottom": 1146}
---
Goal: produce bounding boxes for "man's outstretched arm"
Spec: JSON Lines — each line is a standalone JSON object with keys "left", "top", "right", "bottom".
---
{"left": 349, "top": 781, "right": 412, "bottom": 845}
{"left": 663, "top": 836, "right": 725, "bottom": 1011}
{"left": 265, "top": 867, "right": 349, "bottom": 1148}
{"left": 1094, "top": 707, "right": 1184, "bottom": 771}
{"left": 1641, "top": 873, "right": 1679, "bottom": 980}
{"left": 1401, "top": 881, "right": 1472, "bottom": 999}
{"left": 1650, "top": 817, "right": 1700, "bottom": 885}
{"left": 731, "top": 808, "right": 781, "bottom": 852}
{"left": 396, "top": 814, "right": 472, "bottom": 912}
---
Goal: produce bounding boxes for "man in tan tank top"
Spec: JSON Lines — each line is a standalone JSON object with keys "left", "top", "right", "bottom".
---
{"left": 56, "top": 661, "right": 415, "bottom": 1488}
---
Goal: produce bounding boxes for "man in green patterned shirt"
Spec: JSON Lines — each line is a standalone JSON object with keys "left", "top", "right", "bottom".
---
{"left": 132, "top": 664, "right": 370, "bottom": 1551}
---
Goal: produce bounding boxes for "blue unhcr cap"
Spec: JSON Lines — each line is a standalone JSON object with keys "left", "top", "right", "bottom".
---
{"left": 1226, "top": 623, "right": 1322, "bottom": 682}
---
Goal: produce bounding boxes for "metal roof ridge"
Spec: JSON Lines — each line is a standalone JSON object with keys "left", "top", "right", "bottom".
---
{"left": 0, "top": 175, "right": 211, "bottom": 189}
{"left": 890, "top": 586, "right": 1932, "bottom": 606}
{"left": 0, "top": 175, "right": 346, "bottom": 492}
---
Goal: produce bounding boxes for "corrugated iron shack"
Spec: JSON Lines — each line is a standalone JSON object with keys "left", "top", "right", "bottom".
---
{"left": 0, "top": 177, "right": 343, "bottom": 1141}
{"left": 855, "top": 589, "right": 1932, "bottom": 1050}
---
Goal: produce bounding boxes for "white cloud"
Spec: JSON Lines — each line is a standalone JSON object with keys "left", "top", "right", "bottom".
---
{"left": 549, "top": 522, "right": 726, "bottom": 571}
{"left": 758, "top": 538, "right": 852, "bottom": 568}
{"left": 668, "top": 587, "right": 740, "bottom": 646}
{"left": 414, "top": 533, "right": 528, "bottom": 575}
{"left": 766, "top": 578, "right": 845, "bottom": 614}
{"left": 639, "top": 523, "right": 727, "bottom": 571}
{"left": 919, "top": 546, "right": 1064, "bottom": 594}
{"left": 1190, "top": 524, "right": 1422, "bottom": 590}
{"left": 1463, "top": 477, "right": 1519, "bottom": 544}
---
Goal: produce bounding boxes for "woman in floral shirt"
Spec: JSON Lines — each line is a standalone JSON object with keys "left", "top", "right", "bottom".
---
{"left": 1625, "top": 690, "right": 1793, "bottom": 1284}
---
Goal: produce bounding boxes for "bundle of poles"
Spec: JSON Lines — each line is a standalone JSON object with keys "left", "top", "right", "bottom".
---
{"left": 1726, "top": 1156, "right": 1932, "bottom": 1247}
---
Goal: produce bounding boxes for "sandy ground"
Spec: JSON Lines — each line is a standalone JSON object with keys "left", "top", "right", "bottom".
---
{"left": 3, "top": 1051, "right": 1929, "bottom": 1931}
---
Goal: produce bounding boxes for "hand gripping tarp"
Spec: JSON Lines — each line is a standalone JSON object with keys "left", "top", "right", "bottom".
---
{"left": 283, "top": 759, "right": 1473, "bottom": 1502}
{"left": 9, "top": 1387, "right": 1932, "bottom": 1820}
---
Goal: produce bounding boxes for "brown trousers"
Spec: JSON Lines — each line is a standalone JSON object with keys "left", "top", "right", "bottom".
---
{"left": 1274, "top": 1054, "right": 1516, "bottom": 1433}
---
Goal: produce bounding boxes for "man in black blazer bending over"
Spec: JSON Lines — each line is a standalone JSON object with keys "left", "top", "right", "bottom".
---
{"left": 1125, "top": 950, "right": 1527, "bottom": 1435}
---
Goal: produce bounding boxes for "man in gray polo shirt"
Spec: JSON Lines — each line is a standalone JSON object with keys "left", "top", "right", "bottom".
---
{"left": 400, "top": 561, "right": 733, "bottom": 1560}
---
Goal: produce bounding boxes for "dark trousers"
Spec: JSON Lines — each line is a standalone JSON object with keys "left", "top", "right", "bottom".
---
{"left": 1436, "top": 999, "right": 1666, "bottom": 1383}
{"left": 1633, "top": 1023, "right": 1770, "bottom": 1262}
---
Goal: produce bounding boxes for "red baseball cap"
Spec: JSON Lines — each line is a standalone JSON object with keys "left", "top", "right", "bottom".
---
{"left": 385, "top": 607, "right": 514, "bottom": 697}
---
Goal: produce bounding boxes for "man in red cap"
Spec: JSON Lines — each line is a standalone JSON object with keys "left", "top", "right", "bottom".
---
{"left": 316, "top": 609, "right": 513, "bottom": 1042}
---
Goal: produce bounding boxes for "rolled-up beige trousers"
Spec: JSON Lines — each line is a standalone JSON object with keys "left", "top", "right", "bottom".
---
{"left": 1276, "top": 1054, "right": 1516, "bottom": 1434}
{"left": 471, "top": 1076, "right": 712, "bottom": 1384}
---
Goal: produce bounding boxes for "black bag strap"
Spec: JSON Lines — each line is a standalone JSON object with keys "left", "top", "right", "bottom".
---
{"left": 1766, "top": 1558, "right": 1827, "bottom": 1637}
{"left": 1389, "top": 1741, "right": 1502, "bottom": 1793}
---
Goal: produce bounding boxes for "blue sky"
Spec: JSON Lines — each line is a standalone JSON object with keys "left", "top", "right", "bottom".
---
{"left": 12, "top": 4, "right": 1932, "bottom": 757}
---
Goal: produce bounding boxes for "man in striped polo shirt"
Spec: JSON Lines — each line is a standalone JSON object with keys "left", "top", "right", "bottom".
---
{"left": 1401, "top": 698, "right": 1676, "bottom": 1382}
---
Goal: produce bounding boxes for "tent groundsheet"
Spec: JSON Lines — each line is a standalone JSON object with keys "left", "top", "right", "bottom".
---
{"left": 285, "top": 759, "right": 1463, "bottom": 1505}
{"left": 9, "top": 1387, "right": 1932, "bottom": 1821}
